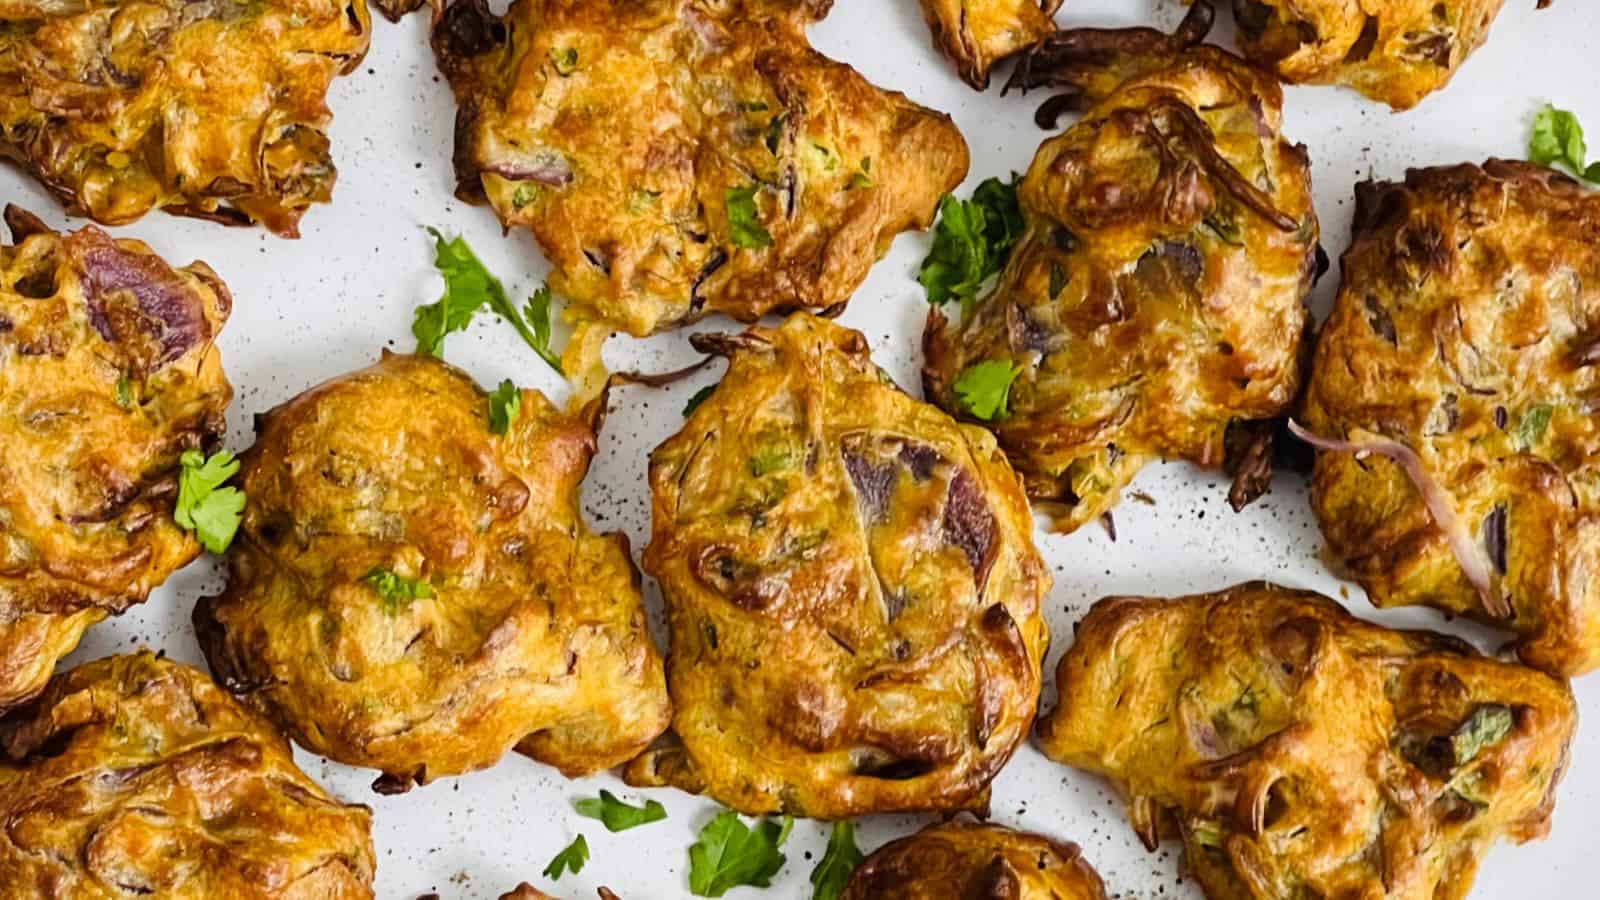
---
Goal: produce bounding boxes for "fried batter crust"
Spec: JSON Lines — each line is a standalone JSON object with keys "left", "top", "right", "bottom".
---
{"left": 0, "top": 0, "right": 371, "bottom": 236}
{"left": 431, "top": 0, "right": 968, "bottom": 337}
{"left": 841, "top": 821, "right": 1106, "bottom": 899}
{"left": 917, "top": 0, "right": 1062, "bottom": 89}
{"left": 194, "top": 352, "right": 670, "bottom": 788}
{"left": 1038, "top": 582, "right": 1575, "bottom": 900}
{"left": 0, "top": 652, "right": 375, "bottom": 898}
{"left": 1227, "top": 0, "right": 1506, "bottom": 110}
{"left": 0, "top": 206, "right": 230, "bottom": 713}
{"left": 924, "top": 32, "right": 1319, "bottom": 533}
{"left": 1303, "top": 161, "right": 1600, "bottom": 676}
{"left": 623, "top": 314, "right": 1049, "bottom": 819}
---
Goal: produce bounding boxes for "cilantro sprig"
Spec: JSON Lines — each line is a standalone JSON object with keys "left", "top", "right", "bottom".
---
{"left": 809, "top": 821, "right": 864, "bottom": 900}
{"left": 412, "top": 228, "right": 562, "bottom": 372}
{"left": 574, "top": 790, "right": 668, "bottom": 833}
{"left": 543, "top": 834, "right": 589, "bottom": 881}
{"left": 362, "top": 568, "right": 433, "bottom": 615}
{"left": 953, "top": 359, "right": 1023, "bottom": 421}
{"left": 688, "top": 810, "right": 792, "bottom": 897}
{"left": 1530, "top": 104, "right": 1600, "bottom": 183}
{"left": 175, "top": 450, "right": 245, "bottom": 554}
{"left": 918, "top": 174, "right": 1024, "bottom": 316}
{"left": 488, "top": 380, "right": 521, "bottom": 435}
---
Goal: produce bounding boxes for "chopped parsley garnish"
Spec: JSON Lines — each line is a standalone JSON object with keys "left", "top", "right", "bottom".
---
{"left": 688, "top": 811, "right": 792, "bottom": 897}
{"left": 726, "top": 185, "right": 773, "bottom": 250}
{"left": 1530, "top": 104, "right": 1600, "bottom": 182}
{"left": 749, "top": 445, "right": 794, "bottom": 477}
{"left": 412, "top": 229, "right": 562, "bottom": 373}
{"left": 809, "top": 821, "right": 864, "bottom": 900}
{"left": 362, "top": 568, "right": 433, "bottom": 615}
{"left": 543, "top": 834, "right": 589, "bottom": 881}
{"left": 573, "top": 790, "right": 667, "bottom": 832}
{"left": 488, "top": 380, "right": 521, "bottom": 435}
{"left": 1518, "top": 403, "right": 1553, "bottom": 448}
{"left": 953, "top": 359, "right": 1022, "bottom": 421}
{"left": 175, "top": 450, "right": 245, "bottom": 554}
{"left": 918, "top": 174, "right": 1023, "bottom": 316}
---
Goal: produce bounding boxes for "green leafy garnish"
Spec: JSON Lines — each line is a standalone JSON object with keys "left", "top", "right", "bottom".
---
{"left": 683, "top": 384, "right": 717, "bottom": 417}
{"left": 413, "top": 229, "right": 562, "bottom": 372}
{"left": 550, "top": 47, "right": 578, "bottom": 76}
{"left": 574, "top": 790, "right": 667, "bottom": 832}
{"left": 1451, "top": 704, "right": 1515, "bottom": 766}
{"left": 1518, "top": 403, "right": 1553, "bottom": 448}
{"left": 175, "top": 450, "right": 245, "bottom": 554}
{"left": 114, "top": 375, "right": 133, "bottom": 409}
{"left": 918, "top": 174, "right": 1024, "bottom": 315}
{"left": 809, "top": 822, "right": 864, "bottom": 900}
{"left": 362, "top": 567, "right": 433, "bottom": 615}
{"left": 488, "top": 380, "right": 521, "bottom": 435}
{"left": 543, "top": 835, "right": 589, "bottom": 881}
{"left": 953, "top": 359, "right": 1022, "bottom": 422}
{"left": 726, "top": 185, "right": 773, "bottom": 250}
{"left": 688, "top": 811, "right": 792, "bottom": 897}
{"left": 512, "top": 183, "right": 537, "bottom": 209}
{"left": 749, "top": 446, "right": 793, "bottom": 477}
{"left": 1529, "top": 104, "right": 1600, "bottom": 182}
{"left": 849, "top": 157, "right": 873, "bottom": 189}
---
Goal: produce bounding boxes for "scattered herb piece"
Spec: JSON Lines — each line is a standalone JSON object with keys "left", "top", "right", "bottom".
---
{"left": 849, "top": 157, "right": 873, "bottom": 189}
{"left": 175, "top": 450, "right": 245, "bottom": 554}
{"left": 749, "top": 446, "right": 793, "bottom": 477}
{"left": 688, "top": 811, "right": 792, "bottom": 897}
{"left": 1518, "top": 403, "right": 1553, "bottom": 448}
{"left": 574, "top": 790, "right": 668, "bottom": 832}
{"left": 363, "top": 568, "right": 433, "bottom": 615}
{"left": 683, "top": 384, "right": 717, "bottom": 417}
{"left": 114, "top": 375, "right": 133, "bottom": 410}
{"left": 953, "top": 359, "right": 1023, "bottom": 421}
{"left": 809, "top": 821, "right": 864, "bottom": 900}
{"left": 1451, "top": 704, "right": 1514, "bottom": 766}
{"left": 413, "top": 229, "right": 562, "bottom": 372}
{"left": 543, "top": 835, "right": 589, "bottom": 881}
{"left": 488, "top": 380, "right": 521, "bottom": 435}
{"left": 726, "top": 185, "right": 773, "bottom": 250}
{"left": 918, "top": 174, "right": 1023, "bottom": 315}
{"left": 550, "top": 47, "right": 579, "bottom": 76}
{"left": 518, "top": 285, "right": 564, "bottom": 374}
{"left": 1529, "top": 104, "right": 1599, "bottom": 181}
{"left": 512, "top": 183, "right": 537, "bottom": 209}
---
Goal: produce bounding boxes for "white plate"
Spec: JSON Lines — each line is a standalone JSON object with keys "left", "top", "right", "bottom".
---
{"left": 26, "top": 0, "right": 1600, "bottom": 896}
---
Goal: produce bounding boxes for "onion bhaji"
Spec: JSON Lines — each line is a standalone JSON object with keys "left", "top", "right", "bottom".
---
{"left": 841, "top": 821, "right": 1107, "bottom": 899}
{"left": 1301, "top": 161, "right": 1600, "bottom": 676}
{"left": 193, "top": 352, "right": 670, "bottom": 791}
{"left": 0, "top": 206, "right": 230, "bottom": 713}
{"left": 430, "top": 0, "right": 969, "bottom": 337}
{"left": 924, "top": 10, "right": 1320, "bottom": 533}
{"left": 622, "top": 314, "right": 1050, "bottom": 819}
{"left": 0, "top": 652, "right": 375, "bottom": 899}
{"left": 1227, "top": 0, "right": 1509, "bottom": 110}
{"left": 1038, "top": 582, "right": 1575, "bottom": 900}
{"left": 0, "top": 0, "right": 371, "bottom": 236}
{"left": 917, "top": 0, "right": 1063, "bottom": 89}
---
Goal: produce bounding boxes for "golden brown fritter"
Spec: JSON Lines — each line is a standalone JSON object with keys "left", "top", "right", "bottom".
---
{"left": 0, "top": 652, "right": 374, "bottom": 899}
{"left": 1300, "top": 161, "right": 1600, "bottom": 676}
{"left": 0, "top": 0, "right": 371, "bottom": 236}
{"left": 1038, "top": 582, "right": 1575, "bottom": 900}
{"left": 622, "top": 314, "right": 1049, "bottom": 819}
{"left": 841, "top": 821, "right": 1107, "bottom": 899}
{"left": 430, "top": 0, "right": 969, "bottom": 337}
{"left": 1226, "top": 0, "right": 1507, "bottom": 110}
{"left": 924, "top": 12, "right": 1320, "bottom": 533}
{"left": 0, "top": 206, "right": 230, "bottom": 713}
{"left": 193, "top": 352, "right": 670, "bottom": 791}
{"left": 917, "top": 0, "right": 1062, "bottom": 89}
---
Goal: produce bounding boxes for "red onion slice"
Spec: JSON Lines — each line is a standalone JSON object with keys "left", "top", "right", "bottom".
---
{"left": 1288, "top": 420, "right": 1509, "bottom": 619}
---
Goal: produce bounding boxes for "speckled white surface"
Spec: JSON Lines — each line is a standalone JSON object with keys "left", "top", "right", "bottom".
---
{"left": 17, "top": 0, "right": 1600, "bottom": 896}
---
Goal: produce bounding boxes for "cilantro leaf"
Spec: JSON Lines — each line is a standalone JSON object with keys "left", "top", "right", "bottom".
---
{"left": 683, "top": 384, "right": 717, "bottom": 417}
{"left": 918, "top": 175, "right": 1023, "bottom": 316}
{"left": 726, "top": 185, "right": 773, "bottom": 250}
{"left": 574, "top": 790, "right": 667, "bottom": 832}
{"left": 543, "top": 835, "right": 589, "bottom": 881}
{"left": 809, "top": 821, "right": 864, "bottom": 900}
{"left": 688, "top": 810, "right": 792, "bottom": 897}
{"left": 362, "top": 567, "right": 433, "bottom": 615}
{"left": 953, "top": 359, "right": 1023, "bottom": 421}
{"left": 412, "top": 229, "right": 562, "bottom": 372}
{"left": 488, "top": 380, "right": 521, "bottom": 435}
{"left": 1451, "top": 704, "right": 1514, "bottom": 766}
{"left": 1518, "top": 403, "right": 1553, "bottom": 448}
{"left": 175, "top": 450, "right": 245, "bottom": 554}
{"left": 114, "top": 375, "right": 134, "bottom": 409}
{"left": 1531, "top": 104, "right": 1587, "bottom": 174}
